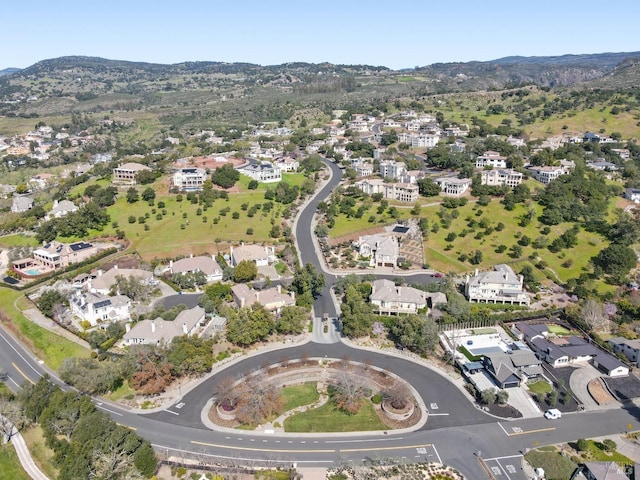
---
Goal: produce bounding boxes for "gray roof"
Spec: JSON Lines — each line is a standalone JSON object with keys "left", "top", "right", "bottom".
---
{"left": 594, "top": 353, "right": 628, "bottom": 373}
{"left": 584, "top": 461, "right": 629, "bottom": 480}
{"left": 124, "top": 306, "right": 205, "bottom": 345}
{"left": 469, "top": 264, "right": 520, "bottom": 287}
{"left": 172, "top": 256, "right": 221, "bottom": 276}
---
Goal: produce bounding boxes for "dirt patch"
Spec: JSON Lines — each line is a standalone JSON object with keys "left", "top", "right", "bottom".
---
{"left": 588, "top": 378, "right": 615, "bottom": 405}
{"left": 172, "top": 156, "right": 248, "bottom": 171}
{"left": 486, "top": 403, "right": 522, "bottom": 418}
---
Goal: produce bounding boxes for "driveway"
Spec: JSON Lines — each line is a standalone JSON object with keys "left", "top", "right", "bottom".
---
{"left": 569, "top": 364, "right": 616, "bottom": 411}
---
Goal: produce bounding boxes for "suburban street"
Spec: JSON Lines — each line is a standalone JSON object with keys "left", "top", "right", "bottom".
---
{"left": 0, "top": 157, "right": 638, "bottom": 479}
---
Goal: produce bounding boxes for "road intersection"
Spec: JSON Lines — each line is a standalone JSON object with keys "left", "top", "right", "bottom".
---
{"left": 0, "top": 158, "right": 637, "bottom": 479}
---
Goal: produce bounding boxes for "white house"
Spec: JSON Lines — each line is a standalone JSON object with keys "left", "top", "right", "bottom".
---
{"left": 379, "top": 160, "right": 406, "bottom": 180}
{"left": 354, "top": 179, "right": 419, "bottom": 203}
{"left": 624, "top": 188, "right": 640, "bottom": 204}
{"left": 480, "top": 169, "right": 523, "bottom": 188}
{"left": 172, "top": 167, "right": 207, "bottom": 191}
{"left": 397, "top": 133, "right": 440, "bottom": 148}
{"left": 434, "top": 177, "right": 472, "bottom": 196}
{"left": 528, "top": 161, "right": 574, "bottom": 184}
{"left": 45, "top": 199, "right": 79, "bottom": 221}
{"left": 70, "top": 291, "right": 131, "bottom": 326}
{"left": 369, "top": 279, "right": 429, "bottom": 315}
{"left": 170, "top": 255, "right": 223, "bottom": 283}
{"left": 356, "top": 234, "right": 399, "bottom": 268}
{"left": 240, "top": 162, "right": 282, "bottom": 183}
{"left": 123, "top": 306, "right": 205, "bottom": 346}
{"left": 273, "top": 157, "right": 299, "bottom": 172}
{"left": 465, "top": 264, "right": 529, "bottom": 306}
{"left": 475, "top": 151, "right": 507, "bottom": 169}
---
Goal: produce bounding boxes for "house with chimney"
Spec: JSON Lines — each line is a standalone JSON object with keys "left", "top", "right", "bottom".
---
{"left": 88, "top": 266, "right": 156, "bottom": 295}
{"left": 231, "top": 283, "right": 295, "bottom": 314}
{"left": 229, "top": 244, "right": 276, "bottom": 267}
{"left": 169, "top": 254, "right": 223, "bottom": 283}
{"left": 356, "top": 234, "right": 399, "bottom": 268}
{"left": 123, "top": 306, "right": 205, "bottom": 346}
{"left": 45, "top": 199, "right": 79, "bottom": 221}
{"left": 465, "top": 264, "right": 529, "bottom": 306}
{"left": 70, "top": 291, "right": 131, "bottom": 326}
{"left": 369, "top": 279, "right": 429, "bottom": 315}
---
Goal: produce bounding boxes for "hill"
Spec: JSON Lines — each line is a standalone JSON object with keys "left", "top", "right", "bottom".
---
{"left": 0, "top": 68, "right": 20, "bottom": 76}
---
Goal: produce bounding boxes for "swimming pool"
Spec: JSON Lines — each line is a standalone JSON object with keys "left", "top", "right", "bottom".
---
{"left": 25, "top": 269, "right": 41, "bottom": 275}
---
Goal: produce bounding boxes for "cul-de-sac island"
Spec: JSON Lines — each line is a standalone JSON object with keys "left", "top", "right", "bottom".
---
{"left": 2, "top": 50, "right": 640, "bottom": 480}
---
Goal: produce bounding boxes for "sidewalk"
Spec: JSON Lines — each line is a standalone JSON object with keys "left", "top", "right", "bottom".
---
{"left": 1, "top": 416, "right": 49, "bottom": 480}
{"left": 20, "top": 308, "right": 90, "bottom": 350}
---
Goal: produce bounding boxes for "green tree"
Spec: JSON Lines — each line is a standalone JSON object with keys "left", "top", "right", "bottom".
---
{"left": 141, "top": 187, "right": 156, "bottom": 202}
{"left": 594, "top": 243, "right": 636, "bottom": 282}
{"left": 126, "top": 187, "right": 139, "bottom": 203}
{"left": 225, "top": 304, "right": 275, "bottom": 346}
{"left": 233, "top": 260, "right": 258, "bottom": 282}
{"left": 37, "top": 289, "right": 67, "bottom": 318}
{"left": 211, "top": 163, "right": 240, "bottom": 188}
{"left": 276, "top": 306, "right": 308, "bottom": 334}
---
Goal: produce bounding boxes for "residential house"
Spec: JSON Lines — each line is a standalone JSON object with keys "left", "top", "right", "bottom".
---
{"left": 369, "top": 279, "right": 429, "bottom": 315}
{"left": 379, "top": 160, "right": 406, "bottom": 180}
{"left": 172, "top": 168, "right": 207, "bottom": 191}
{"left": 624, "top": 188, "right": 640, "bottom": 204}
{"left": 11, "top": 195, "right": 34, "bottom": 213}
{"left": 0, "top": 184, "right": 16, "bottom": 199}
{"left": 45, "top": 199, "right": 79, "bottom": 221}
{"left": 480, "top": 169, "right": 523, "bottom": 188}
{"left": 434, "top": 177, "right": 472, "bottom": 196}
{"left": 465, "top": 264, "right": 529, "bottom": 306}
{"left": 354, "top": 179, "right": 419, "bottom": 203}
{"left": 29, "top": 173, "right": 54, "bottom": 190}
{"left": 611, "top": 148, "right": 631, "bottom": 160}
{"left": 356, "top": 234, "right": 399, "bottom": 267}
{"left": 528, "top": 161, "right": 574, "bottom": 184}
{"left": 475, "top": 151, "right": 507, "bottom": 169}
{"left": 231, "top": 284, "right": 295, "bottom": 314}
{"left": 397, "top": 132, "right": 440, "bottom": 148}
{"left": 240, "top": 162, "right": 282, "bottom": 183}
{"left": 169, "top": 255, "right": 223, "bottom": 283}
{"left": 580, "top": 461, "right": 632, "bottom": 480}
{"left": 527, "top": 333, "right": 627, "bottom": 376}
{"left": 230, "top": 244, "right": 276, "bottom": 267}
{"left": 32, "top": 241, "right": 98, "bottom": 270}
{"left": 88, "top": 267, "right": 156, "bottom": 296}
{"left": 274, "top": 156, "right": 299, "bottom": 172}
{"left": 112, "top": 162, "right": 152, "bottom": 185}
{"left": 608, "top": 337, "right": 640, "bottom": 366}
{"left": 70, "top": 291, "right": 130, "bottom": 326}
{"left": 587, "top": 160, "right": 618, "bottom": 172}
{"left": 123, "top": 306, "right": 205, "bottom": 346}
{"left": 583, "top": 132, "right": 601, "bottom": 143}
{"left": 482, "top": 350, "right": 543, "bottom": 388}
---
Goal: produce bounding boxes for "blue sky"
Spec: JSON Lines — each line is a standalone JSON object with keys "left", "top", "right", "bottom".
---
{"left": 3, "top": 1, "right": 639, "bottom": 70}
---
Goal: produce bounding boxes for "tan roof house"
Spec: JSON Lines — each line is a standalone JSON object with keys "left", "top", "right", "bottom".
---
{"left": 170, "top": 255, "right": 223, "bottom": 283}
{"left": 88, "top": 266, "right": 156, "bottom": 295}
{"left": 369, "top": 279, "right": 429, "bottom": 315}
{"left": 123, "top": 306, "right": 206, "bottom": 346}
{"left": 230, "top": 244, "right": 276, "bottom": 267}
{"left": 112, "top": 162, "right": 151, "bottom": 185}
{"left": 231, "top": 283, "right": 295, "bottom": 314}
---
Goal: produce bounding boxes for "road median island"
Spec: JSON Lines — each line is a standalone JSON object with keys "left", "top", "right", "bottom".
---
{"left": 206, "top": 358, "right": 425, "bottom": 433}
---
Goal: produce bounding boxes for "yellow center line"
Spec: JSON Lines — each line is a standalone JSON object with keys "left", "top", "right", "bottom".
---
{"left": 192, "top": 440, "right": 433, "bottom": 454}
{"left": 12, "top": 362, "right": 35, "bottom": 385}
{"left": 508, "top": 427, "right": 556, "bottom": 436}
{"left": 116, "top": 423, "right": 137, "bottom": 431}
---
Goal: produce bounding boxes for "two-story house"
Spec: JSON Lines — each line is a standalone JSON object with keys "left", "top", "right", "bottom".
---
{"left": 369, "top": 279, "right": 429, "bottom": 315}
{"left": 465, "top": 264, "right": 529, "bottom": 306}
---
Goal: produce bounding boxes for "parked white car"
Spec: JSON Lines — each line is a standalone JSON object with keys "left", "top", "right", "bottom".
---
{"left": 544, "top": 408, "right": 561, "bottom": 420}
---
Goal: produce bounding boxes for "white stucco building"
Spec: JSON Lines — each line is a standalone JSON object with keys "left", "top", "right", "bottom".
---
{"left": 465, "top": 264, "right": 529, "bottom": 306}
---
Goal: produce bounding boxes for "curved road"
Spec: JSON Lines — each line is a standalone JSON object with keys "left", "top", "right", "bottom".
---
{"left": 1, "top": 158, "right": 639, "bottom": 479}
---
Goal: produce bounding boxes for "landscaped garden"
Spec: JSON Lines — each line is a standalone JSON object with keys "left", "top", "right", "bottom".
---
{"left": 209, "top": 358, "right": 421, "bottom": 432}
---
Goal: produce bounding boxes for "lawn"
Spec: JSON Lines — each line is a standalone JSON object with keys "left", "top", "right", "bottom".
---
{"left": 284, "top": 400, "right": 388, "bottom": 432}
{"left": 21, "top": 426, "right": 59, "bottom": 480}
{"left": 106, "top": 380, "right": 136, "bottom": 402}
{"left": 0, "top": 234, "right": 38, "bottom": 248}
{"left": 0, "top": 288, "right": 90, "bottom": 370}
{"left": 528, "top": 380, "right": 552, "bottom": 395}
{"left": 547, "top": 324, "right": 572, "bottom": 336}
{"left": 573, "top": 439, "right": 634, "bottom": 464}
{"left": 525, "top": 449, "right": 578, "bottom": 480}
{"left": 281, "top": 382, "right": 319, "bottom": 412}
{"left": 471, "top": 328, "right": 497, "bottom": 335}
{"left": 69, "top": 174, "right": 308, "bottom": 261}
{"left": 0, "top": 443, "right": 30, "bottom": 480}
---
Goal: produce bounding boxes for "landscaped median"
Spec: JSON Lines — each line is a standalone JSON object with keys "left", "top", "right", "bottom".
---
{"left": 207, "top": 358, "right": 424, "bottom": 433}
